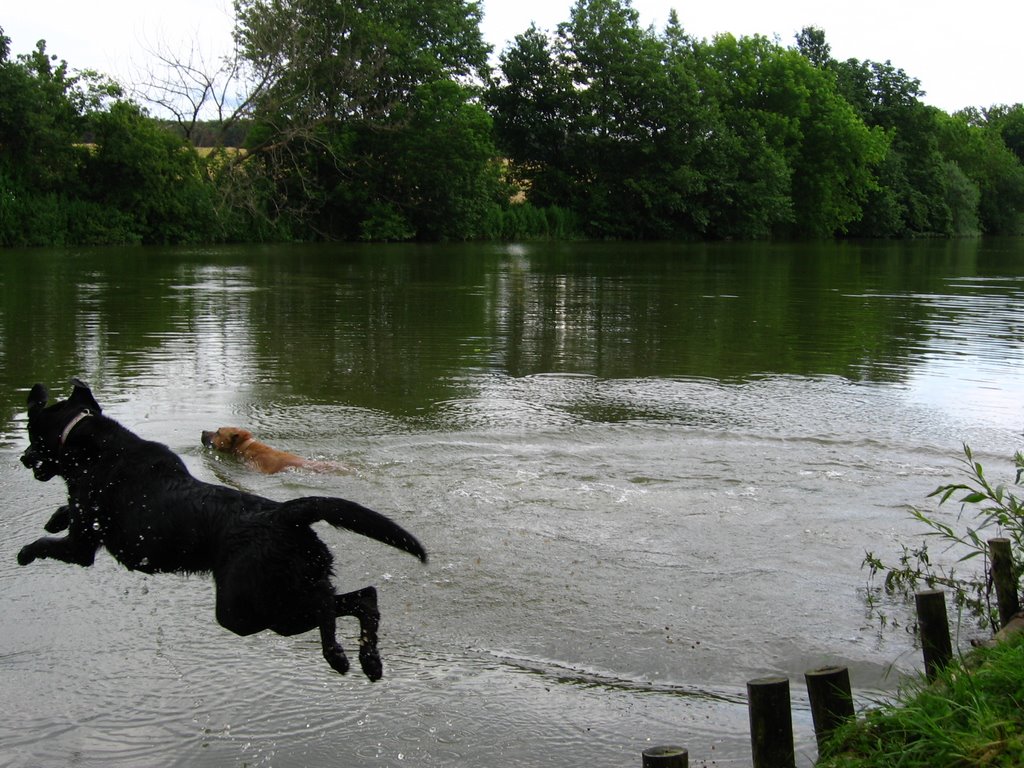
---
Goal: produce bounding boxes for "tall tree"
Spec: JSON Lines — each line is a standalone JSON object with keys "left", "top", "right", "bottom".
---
{"left": 939, "top": 109, "right": 1024, "bottom": 234}
{"left": 984, "top": 104, "right": 1024, "bottom": 164}
{"left": 235, "top": 0, "right": 489, "bottom": 123}
{"left": 0, "top": 31, "right": 132, "bottom": 245}
{"left": 0, "top": 33, "right": 96, "bottom": 192}
{"left": 782, "top": 52, "right": 887, "bottom": 236}
{"left": 231, "top": 0, "right": 495, "bottom": 239}
{"left": 795, "top": 25, "right": 831, "bottom": 69}
{"left": 355, "top": 80, "right": 503, "bottom": 240}
{"left": 491, "top": 0, "right": 714, "bottom": 238}
{"left": 698, "top": 33, "right": 884, "bottom": 237}
{"left": 556, "top": 0, "right": 688, "bottom": 236}
{"left": 488, "top": 24, "right": 576, "bottom": 208}
{"left": 819, "top": 38, "right": 955, "bottom": 236}
{"left": 693, "top": 33, "right": 796, "bottom": 237}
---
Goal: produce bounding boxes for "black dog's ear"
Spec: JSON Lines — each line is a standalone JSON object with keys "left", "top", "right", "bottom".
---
{"left": 27, "top": 384, "right": 49, "bottom": 414}
{"left": 69, "top": 378, "right": 102, "bottom": 415}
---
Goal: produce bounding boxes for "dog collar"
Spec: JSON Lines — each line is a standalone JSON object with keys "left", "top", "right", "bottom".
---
{"left": 60, "top": 409, "right": 93, "bottom": 449}
{"left": 237, "top": 437, "right": 256, "bottom": 451}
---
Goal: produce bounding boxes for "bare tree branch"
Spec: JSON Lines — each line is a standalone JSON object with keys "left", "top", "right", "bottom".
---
{"left": 129, "top": 31, "right": 250, "bottom": 144}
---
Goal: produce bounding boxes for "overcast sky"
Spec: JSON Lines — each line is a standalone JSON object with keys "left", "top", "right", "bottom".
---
{"left": 4, "top": 0, "right": 1021, "bottom": 113}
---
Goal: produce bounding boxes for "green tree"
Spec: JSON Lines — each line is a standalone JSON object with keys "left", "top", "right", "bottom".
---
{"left": 698, "top": 33, "right": 883, "bottom": 237}
{"left": 230, "top": 0, "right": 496, "bottom": 239}
{"left": 938, "top": 109, "right": 1024, "bottom": 234}
{"left": 235, "top": 0, "right": 489, "bottom": 122}
{"left": 0, "top": 31, "right": 220, "bottom": 246}
{"left": 358, "top": 80, "right": 503, "bottom": 240}
{"left": 794, "top": 25, "right": 831, "bottom": 69}
{"left": 698, "top": 34, "right": 803, "bottom": 237}
{"left": 0, "top": 35, "right": 85, "bottom": 192}
{"left": 0, "top": 30, "right": 130, "bottom": 245}
{"left": 488, "top": 24, "right": 576, "bottom": 208}
{"left": 942, "top": 159, "right": 981, "bottom": 236}
{"left": 986, "top": 104, "right": 1024, "bottom": 164}
{"left": 833, "top": 54, "right": 955, "bottom": 236}
{"left": 491, "top": 0, "right": 715, "bottom": 238}
{"left": 556, "top": 0, "right": 695, "bottom": 236}
{"left": 0, "top": 33, "right": 119, "bottom": 179}
{"left": 655, "top": 11, "right": 720, "bottom": 235}
{"left": 783, "top": 53, "right": 887, "bottom": 236}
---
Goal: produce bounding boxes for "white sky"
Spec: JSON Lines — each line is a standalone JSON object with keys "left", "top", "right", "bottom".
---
{"left": 3, "top": 0, "right": 1021, "bottom": 113}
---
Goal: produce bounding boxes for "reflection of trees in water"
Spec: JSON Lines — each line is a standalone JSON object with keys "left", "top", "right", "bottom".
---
{"left": 3, "top": 238, "right": 1022, "bottom": 428}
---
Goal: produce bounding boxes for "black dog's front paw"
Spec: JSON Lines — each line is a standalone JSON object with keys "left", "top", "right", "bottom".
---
{"left": 17, "top": 545, "right": 37, "bottom": 566}
{"left": 45, "top": 506, "right": 71, "bottom": 533}
{"left": 15, "top": 536, "right": 95, "bottom": 568}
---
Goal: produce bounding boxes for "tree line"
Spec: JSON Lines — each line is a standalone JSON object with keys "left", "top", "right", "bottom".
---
{"left": 2, "top": 0, "right": 1023, "bottom": 246}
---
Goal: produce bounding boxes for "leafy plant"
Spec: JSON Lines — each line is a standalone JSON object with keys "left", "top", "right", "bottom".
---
{"left": 863, "top": 444, "right": 1024, "bottom": 632}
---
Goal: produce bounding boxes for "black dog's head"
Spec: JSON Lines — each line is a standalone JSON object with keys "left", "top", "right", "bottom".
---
{"left": 21, "top": 378, "right": 103, "bottom": 481}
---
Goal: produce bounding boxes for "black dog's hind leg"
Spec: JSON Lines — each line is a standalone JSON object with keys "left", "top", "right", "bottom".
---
{"left": 44, "top": 505, "right": 72, "bottom": 533}
{"left": 17, "top": 534, "right": 97, "bottom": 567}
{"left": 318, "top": 582, "right": 351, "bottom": 676}
{"left": 336, "top": 586, "right": 382, "bottom": 681}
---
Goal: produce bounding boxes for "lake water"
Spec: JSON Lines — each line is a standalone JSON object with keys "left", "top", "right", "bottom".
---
{"left": 1, "top": 239, "right": 1022, "bottom": 767}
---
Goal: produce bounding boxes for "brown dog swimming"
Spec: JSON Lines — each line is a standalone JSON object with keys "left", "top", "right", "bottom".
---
{"left": 202, "top": 426, "right": 352, "bottom": 474}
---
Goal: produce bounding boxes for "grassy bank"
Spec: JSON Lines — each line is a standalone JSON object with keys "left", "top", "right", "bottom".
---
{"left": 817, "top": 632, "right": 1024, "bottom": 767}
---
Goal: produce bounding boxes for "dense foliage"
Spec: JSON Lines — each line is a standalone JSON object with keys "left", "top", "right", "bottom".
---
{"left": 492, "top": 7, "right": 1024, "bottom": 239}
{"left": 3, "top": 0, "right": 1024, "bottom": 245}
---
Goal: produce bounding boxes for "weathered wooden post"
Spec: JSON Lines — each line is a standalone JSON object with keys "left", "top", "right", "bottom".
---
{"left": 641, "top": 745, "right": 688, "bottom": 767}
{"left": 915, "top": 589, "right": 952, "bottom": 680}
{"left": 805, "top": 666, "right": 854, "bottom": 750}
{"left": 747, "top": 676, "right": 795, "bottom": 768}
{"left": 989, "top": 537, "right": 1020, "bottom": 629}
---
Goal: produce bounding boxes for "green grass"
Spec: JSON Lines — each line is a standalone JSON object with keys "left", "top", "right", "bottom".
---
{"left": 817, "top": 633, "right": 1024, "bottom": 767}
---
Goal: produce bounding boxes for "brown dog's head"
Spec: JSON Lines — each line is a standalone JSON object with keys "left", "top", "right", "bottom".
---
{"left": 201, "top": 426, "right": 254, "bottom": 455}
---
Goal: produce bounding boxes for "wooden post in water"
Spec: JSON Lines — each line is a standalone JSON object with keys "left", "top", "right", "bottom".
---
{"left": 805, "top": 666, "right": 855, "bottom": 750}
{"left": 989, "top": 538, "right": 1020, "bottom": 629}
{"left": 915, "top": 589, "right": 952, "bottom": 680}
{"left": 747, "top": 676, "right": 796, "bottom": 768}
{"left": 641, "top": 745, "right": 688, "bottom": 768}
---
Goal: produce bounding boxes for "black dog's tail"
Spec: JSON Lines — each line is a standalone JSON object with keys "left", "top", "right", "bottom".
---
{"left": 276, "top": 497, "right": 427, "bottom": 563}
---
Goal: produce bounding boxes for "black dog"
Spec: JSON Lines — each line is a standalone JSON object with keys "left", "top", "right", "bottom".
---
{"left": 17, "top": 380, "right": 427, "bottom": 680}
